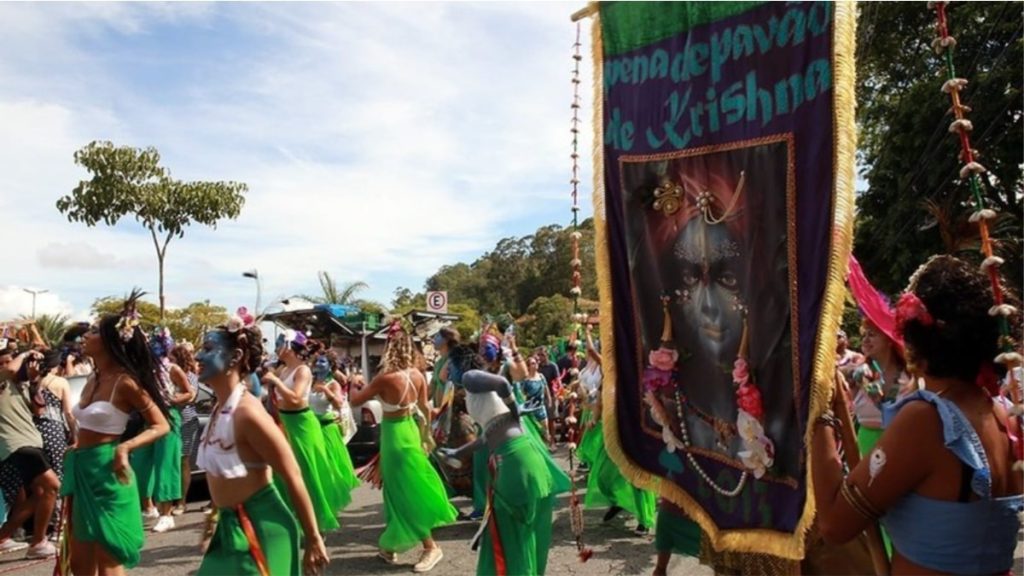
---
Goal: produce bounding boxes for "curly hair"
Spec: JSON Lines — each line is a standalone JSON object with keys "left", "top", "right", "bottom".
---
{"left": 902, "top": 255, "right": 1021, "bottom": 383}
{"left": 381, "top": 329, "right": 415, "bottom": 373}
{"left": 169, "top": 345, "right": 197, "bottom": 373}
{"left": 215, "top": 326, "right": 265, "bottom": 376}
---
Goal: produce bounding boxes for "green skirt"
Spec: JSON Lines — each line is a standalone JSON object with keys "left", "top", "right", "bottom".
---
{"left": 856, "top": 426, "right": 883, "bottom": 457}
{"left": 472, "top": 445, "right": 489, "bottom": 513}
{"left": 198, "top": 484, "right": 301, "bottom": 576}
{"left": 583, "top": 419, "right": 656, "bottom": 526}
{"left": 654, "top": 502, "right": 701, "bottom": 557}
{"left": 274, "top": 408, "right": 344, "bottom": 532}
{"left": 576, "top": 409, "right": 601, "bottom": 466}
{"left": 477, "top": 435, "right": 558, "bottom": 576}
{"left": 62, "top": 443, "right": 145, "bottom": 568}
{"left": 317, "top": 414, "right": 360, "bottom": 494}
{"left": 130, "top": 408, "right": 182, "bottom": 503}
{"left": 379, "top": 416, "right": 457, "bottom": 552}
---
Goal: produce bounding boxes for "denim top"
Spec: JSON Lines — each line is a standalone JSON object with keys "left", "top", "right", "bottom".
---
{"left": 881, "top": 390, "right": 1023, "bottom": 575}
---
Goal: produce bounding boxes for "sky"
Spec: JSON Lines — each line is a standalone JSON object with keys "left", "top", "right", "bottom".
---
{"left": 0, "top": 2, "right": 595, "bottom": 322}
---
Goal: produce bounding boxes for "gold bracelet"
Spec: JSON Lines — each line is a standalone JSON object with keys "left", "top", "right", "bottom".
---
{"left": 840, "top": 481, "right": 880, "bottom": 521}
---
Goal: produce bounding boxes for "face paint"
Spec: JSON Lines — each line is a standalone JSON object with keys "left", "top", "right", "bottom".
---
{"left": 868, "top": 447, "right": 887, "bottom": 486}
{"left": 313, "top": 356, "right": 331, "bottom": 381}
{"left": 672, "top": 219, "right": 744, "bottom": 366}
{"left": 197, "top": 331, "right": 233, "bottom": 382}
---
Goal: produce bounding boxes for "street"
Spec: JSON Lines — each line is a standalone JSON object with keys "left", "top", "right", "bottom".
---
{"left": 1, "top": 448, "right": 1021, "bottom": 576}
{"left": 0, "top": 449, "right": 708, "bottom": 576}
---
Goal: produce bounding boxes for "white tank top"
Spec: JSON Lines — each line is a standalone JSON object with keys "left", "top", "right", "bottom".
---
{"left": 275, "top": 365, "right": 309, "bottom": 403}
{"left": 466, "top": 390, "right": 509, "bottom": 429}
{"left": 197, "top": 385, "right": 255, "bottom": 478}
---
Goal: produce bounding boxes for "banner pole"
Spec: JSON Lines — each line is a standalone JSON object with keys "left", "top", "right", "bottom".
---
{"left": 570, "top": 3, "right": 597, "bottom": 22}
{"left": 832, "top": 372, "right": 891, "bottom": 576}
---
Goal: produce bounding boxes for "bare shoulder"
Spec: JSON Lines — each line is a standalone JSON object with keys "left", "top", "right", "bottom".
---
{"left": 883, "top": 399, "right": 943, "bottom": 448}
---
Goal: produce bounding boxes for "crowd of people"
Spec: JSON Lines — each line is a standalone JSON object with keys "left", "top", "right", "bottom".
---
{"left": 0, "top": 252, "right": 1019, "bottom": 576}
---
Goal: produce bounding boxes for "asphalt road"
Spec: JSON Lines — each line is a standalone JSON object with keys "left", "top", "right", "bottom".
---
{"left": 0, "top": 448, "right": 1020, "bottom": 575}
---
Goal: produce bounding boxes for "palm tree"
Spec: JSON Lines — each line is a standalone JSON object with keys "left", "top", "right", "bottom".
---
{"left": 22, "top": 313, "right": 72, "bottom": 348}
{"left": 296, "top": 272, "right": 385, "bottom": 312}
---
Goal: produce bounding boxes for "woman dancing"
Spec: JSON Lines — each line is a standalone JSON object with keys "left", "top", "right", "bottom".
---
{"left": 195, "top": 316, "right": 329, "bottom": 576}
{"left": 132, "top": 328, "right": 191, "bottom": 533}
{"left": 440, "top": 345, "right": 563, "bottom": 576}
{"left": 310, "top": 354, "right": 359, "bottom": 495}
{"left": 813, "top": 255, "right": 1023, "bottom": 575}
{"left": 261, "top": 331, "right": 348, "bottom": 532}
{"left": 350, "top": 325, "right": 456, "bottom": 573}
{"left": 577, "top": 325, "right": 656, "bottom": 536}
{"left": 63, "top": 291, "right": 171, "bottom": 574}
{"left": 169, "top": 344, "right": 200, "bottom": 515}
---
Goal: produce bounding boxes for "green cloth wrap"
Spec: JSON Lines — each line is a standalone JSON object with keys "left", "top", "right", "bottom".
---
{"left": 654, "top": 503, "right": 701, "bottom": 557}
{"left": 130, "top": 408, "right": 183, "bottom": 503}
{"left": 198, "top": 484, "right": 301, "bottom": 576}
{"left": 274, "top": 408, "right": 345, "bottom": 532}
{"left": 583, "top": 419, "right": 656, "bottom": 526}
{"left": 472, "top": 444, "right": 489, "bottom": 513}
{"left": 576, "top": 409, "right": 601, "bottom": 466}
{"left": 477, "top": 434, "right": 559, "bottom": 576}
{"left": 379, "top": 416, "right": 457, "bottom": 552}
{"left": 62, "top": 442, "right": 144, "bottom": 568}
{"left": 317, "top": 414, "right": 360, "bottom": 494}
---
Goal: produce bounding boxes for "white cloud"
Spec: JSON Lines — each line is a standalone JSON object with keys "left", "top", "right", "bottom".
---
{"left": 0, "top": 286, "right": 80, "bottom": 322}
{"left": 0, "top": 2, "right": 596, "bottom": 314}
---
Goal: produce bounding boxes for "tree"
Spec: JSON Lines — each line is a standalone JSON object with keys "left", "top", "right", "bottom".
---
{"left": 22, "top": 314, "right": 72, "bottom": 348}
{"left": 854, "top": 2, "right": 1022, "bottom": 294}
{"left": 92, "top": 296, "right": 228, "bottom": 346}
{"left": 57, "top": 141, "right": 247, "bottom": 319}
{"left": 296, "top": 271, "right": 386, "bottom": 315}
{"left": 516, "top": 295, "right": 576, "bottom": 350}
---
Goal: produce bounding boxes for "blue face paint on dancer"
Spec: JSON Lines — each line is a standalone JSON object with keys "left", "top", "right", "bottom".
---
{"left": 197, "top": 331, "right": 233, "bottom": 382}
{"left": 312, "top": 356, "right": 331, "bottom": 381}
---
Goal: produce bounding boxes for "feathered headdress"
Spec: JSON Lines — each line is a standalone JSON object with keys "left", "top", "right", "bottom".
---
{"left": 116, "top": 288, "right": 145, "bottom": 343}
{"left": 847, "top": 255, "right": 905, "bottom": 359}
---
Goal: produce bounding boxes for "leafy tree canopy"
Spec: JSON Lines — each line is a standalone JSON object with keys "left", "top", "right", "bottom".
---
{"left": 57, "top": 141, "right": 247, "bottom": 317}
{"left": 854, "top": 2, "right": 1022, "bottom": 295}
{"left": 92, "top": 296, "right": 229, "bottom": 346}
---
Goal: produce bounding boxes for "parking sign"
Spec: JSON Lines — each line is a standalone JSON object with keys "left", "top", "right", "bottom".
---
{"left": 426, "top": 291, "right": 448, "bottom": 314}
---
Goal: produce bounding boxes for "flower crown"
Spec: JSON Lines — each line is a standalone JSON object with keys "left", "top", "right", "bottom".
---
{"left": 225, "top": 307, "right": 256, "bottom": 334}
{"left": 116, "top": 288, "right": 146, "bottom": 343}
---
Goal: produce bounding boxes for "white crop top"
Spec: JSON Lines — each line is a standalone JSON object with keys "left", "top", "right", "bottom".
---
{"left": 274, "top": 366, "right": 309, "bottom": 403}
{"left": 197, "top": 385, "right": 266, "bottom": 479}
{"left": 466, "top": 390, "right": 509, "bottom": 429}
{"left": 378, "top": 370, "right": 417, "bottom": 412}
{"left": 72, "top": 375, "right": 131, "bottom": 435}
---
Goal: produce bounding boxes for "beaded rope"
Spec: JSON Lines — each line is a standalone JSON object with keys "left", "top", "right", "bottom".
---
{"left": 566, "top": 23, "right": 592, "bottom": 563}
{"left": 929, "top": 1, "right": 1023, "bottom": 469}
{"left": 569, "top": 23, "right": 585, "bottom": 331}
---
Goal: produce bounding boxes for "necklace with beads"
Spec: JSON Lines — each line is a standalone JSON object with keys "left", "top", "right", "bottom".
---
{"left": 673, "top": 387, "right": 748, "bottom": 497}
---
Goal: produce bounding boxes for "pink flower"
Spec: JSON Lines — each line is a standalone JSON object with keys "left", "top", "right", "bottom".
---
{"left": 732, "top": 358, "right": 749, "bottom": 386}
{"left": 736, "top": 383, "right": 764, "bottom": 420}
{"left": 648, "top": 347, "right": 679, "bottom": 371}
{"left": 642, "top": 367, "right": 674, "bottom": 393}
{"left": 236, "top": 307, "right": 255, "bottom": 327}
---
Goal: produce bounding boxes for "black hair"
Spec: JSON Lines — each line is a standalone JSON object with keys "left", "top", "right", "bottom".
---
{"left": 448, "top": 344, "right": 487, "bottom": 379}
{"left": 902, "top": 256, "right": 1021, "bottom": 383}
{"left": 98, "top": 299, "right": 170, "bottom": 417}
{"left": 215, "top": 325, "right": 265, "bottom": 376}
{"left": 437, "top": 327, "right": 460, "bottom": 347}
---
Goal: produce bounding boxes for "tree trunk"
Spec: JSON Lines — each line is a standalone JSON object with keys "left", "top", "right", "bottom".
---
{"left": 159, "top": 252, "right": 166, "bottom": 321}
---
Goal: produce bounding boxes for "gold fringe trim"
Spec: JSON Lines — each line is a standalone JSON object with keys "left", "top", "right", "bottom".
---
{"left": 595, "top": 0, "right": 860, "bottom": 562}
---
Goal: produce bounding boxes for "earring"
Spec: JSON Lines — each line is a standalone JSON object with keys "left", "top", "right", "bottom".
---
{"left": 675, "top": 288, "right": 690, "bottom": 304}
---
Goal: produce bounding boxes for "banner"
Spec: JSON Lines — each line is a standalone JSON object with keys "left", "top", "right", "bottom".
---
{"left": 591, "top": 1, "right": 856, "bottom": 558}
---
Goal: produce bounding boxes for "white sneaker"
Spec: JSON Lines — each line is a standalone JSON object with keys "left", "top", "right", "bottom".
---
{"left": 142, "top": 507, "right": 159, "bottom": 521}
{"left": 412, "top": 547, "right": 443, "bottom": 573}
{"left": 151, "top": 515, "right": 175, "bottom": 533}
{"left": 0, "top": 539, "right": 28, "bottom": 554}
{"left": 25, "top": 541, "right": 56, "bottom": 559}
